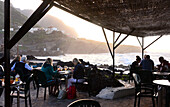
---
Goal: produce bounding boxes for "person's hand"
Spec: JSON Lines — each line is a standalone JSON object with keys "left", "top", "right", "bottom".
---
{"left": 71, "top": 69, "right": 74, "bottom": 72}
{"left": 11, "top": 70, "right": 15, "bottom": 73}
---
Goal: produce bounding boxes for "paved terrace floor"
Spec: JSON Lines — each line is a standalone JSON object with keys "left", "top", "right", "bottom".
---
{"left": 0, "top": 83, "right": 156, "bottom": 107}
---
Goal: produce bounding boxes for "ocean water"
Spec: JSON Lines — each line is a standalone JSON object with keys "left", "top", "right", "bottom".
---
{"left": 36, "top": 52, "right": 170, "bottom": 66}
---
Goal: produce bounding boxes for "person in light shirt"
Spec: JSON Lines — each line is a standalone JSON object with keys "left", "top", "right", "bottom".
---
{"left": 11, "top": 56, "right": 32, "bottom": 82}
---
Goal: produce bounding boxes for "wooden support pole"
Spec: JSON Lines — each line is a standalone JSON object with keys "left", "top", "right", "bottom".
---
{"left": 114, "top": 33, "right": 121, "bottom": 45}
{"left": 4, "top": 0, "right": 11, "bottom": 106}
{"left": 102, "top": 27, "right": 113, "bottom": 60}
{"left": 113, "top": 31, "right": 115, "bottom": 76}
{"left": 142, "top": 37, "right": 144, "bottom": 59}
{"left": 136, "top": 37, "right": 142, "bottom": 48}
{"left": 114, "top": 29, "right": 135, "bottom": 49}
{"left": 143, "top": 35, "right": 163, "bottom": 50}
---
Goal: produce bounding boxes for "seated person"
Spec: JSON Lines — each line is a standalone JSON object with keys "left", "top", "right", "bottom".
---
{"left": 41, "top": 58, "right": 57, "bottom": 81}
{"left": 131, "top": 56, "right": 141, "bottom": 70}
{"left": 41, "top": 58, "right": 58, "bottom": 95}
{"left": 10, "top": 55, "right": 21, "bottom": 68}
{"left": 11, "top": 56, "right": 32, "bottom": 82}
{"left": 140, "top": 55, "right": 154, "bottom": 71}
{"left": 158, "top": 57, "right": 170, "bottom": 72}
{"left": 67, "top": 58, "right": 85, "bottom": 88}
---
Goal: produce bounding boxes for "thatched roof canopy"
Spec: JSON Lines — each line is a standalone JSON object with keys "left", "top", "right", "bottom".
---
{"left": 51, "top": 0, "right": 170, "bottom": 37}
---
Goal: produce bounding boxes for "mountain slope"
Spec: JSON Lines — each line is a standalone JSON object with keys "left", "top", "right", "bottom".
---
{"left": 12, "top": 31, "right": 141, "bottom": 55}
{"left": 0, "top": 1, "right": 27, "bottom": 30}
{"left": 0, "top": 2, "right": 140, "bottom": 56}
{"left": 17, "top": 9, "right": 79, "bottom": 38}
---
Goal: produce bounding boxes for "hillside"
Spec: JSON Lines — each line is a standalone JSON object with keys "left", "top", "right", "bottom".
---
{"left": 0, "top": 1, "right": 140, "bottom": 56}
{"left": 0, "top": 1, "right": 27, "bottom": 30}
{"left": 0, "top": 30, "right": 140, "bottom": 56}
{"left": 16, "top": 9, "right": 79, "bottom": 38}
{"left": 0, "top": 1, "right": 78, "bottom": 38}
{"left": 1, "top": 30, "right": 140, "bottom": 56}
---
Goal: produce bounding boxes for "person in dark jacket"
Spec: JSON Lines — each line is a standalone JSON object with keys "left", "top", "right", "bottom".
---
{"left": 158, "top": 56, "right": 170, "bottom": 72}
{"left": 140, "top": 55, "right": 154, "bottom": 71}
{"left": 11, "top": 57, "right": 32, "bottom": 82}
{"left": 67, "top": 58, "right": 85, "bottom": 88}
{"left": 131, "top": 56, "right": 141, "bottom": 70}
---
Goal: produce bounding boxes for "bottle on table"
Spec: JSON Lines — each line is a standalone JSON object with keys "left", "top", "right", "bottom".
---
{"left": 15, "top": 74, "right": 20, "bottom": 84}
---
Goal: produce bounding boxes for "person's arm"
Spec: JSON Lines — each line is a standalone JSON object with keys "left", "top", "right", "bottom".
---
{"left": 140, "top": 60, "right": 143, "bottom": 66}
{"left": 25, "top": 63, "right": 32, "bottom": 71}
{"left": 49, "top": 66, "right": 57, "bottom": 76}
{"left": 152, "top": 61, "right": 154, "bottom": 70}
{"left": 11, "top": 63, "right": 16, "bottom": 71}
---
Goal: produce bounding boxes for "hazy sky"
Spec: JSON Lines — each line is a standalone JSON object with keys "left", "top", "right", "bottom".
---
{"left": 7, "top": 0, "right": 170, "bottom": 53}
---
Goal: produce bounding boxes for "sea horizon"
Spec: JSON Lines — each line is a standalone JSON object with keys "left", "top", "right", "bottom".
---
{"left": 35, "top": 52, "right": 170, "bottom": 66}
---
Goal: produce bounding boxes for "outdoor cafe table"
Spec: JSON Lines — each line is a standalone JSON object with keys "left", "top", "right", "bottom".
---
{"left": 153, "top": 80, "right": 170, "bottom": 107}
{"left": 152, "top": 72, "right": 170, "bottom": 79}
{"left": 0, "top": 80, "right": 23, "bottom": 107}
{"left": 152, "top": 72, "right": 170, "bottom": 76}
{"left": 33, "top": 67, "right": 41, "bottom": 70}
{"left": 58, "top": 71, "right": 71, "bottom": 89}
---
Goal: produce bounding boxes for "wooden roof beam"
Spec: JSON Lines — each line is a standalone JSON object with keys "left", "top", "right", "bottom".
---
{"left": 114, "top": 29, "right": 135, "bottom": 49}
{"left": 102, "top": 27, "right": 113, "bottom": 60}
{"left": 143, "top": 35, "right": 163, "bottom": 50}
{"left": 8, "top": 0, "right": 54, "bottom": 49}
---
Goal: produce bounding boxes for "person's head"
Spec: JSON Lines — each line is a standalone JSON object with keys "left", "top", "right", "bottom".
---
{"left": 146, "top": 55, "right": 150, "bottom": 60}
{"left": 159, "top": 57, "right": 164, "bottom": 63}
{"left": 73, "top": 58, "right": 79, "bottom": 66}
{"left": 15, "top": 55, "right": 21, "bottom": 62}
{"left": 45, "top": 58, "right": 53, "bottom": 66}
{"left": 21, "top": 56, "right": 27, "bottom": 63}
{"left": 136, "top": 56, "right": 141, "bottom": 63}
{"left": 144, "top": 55, "right": 147, "bottom": 59}
{"left": 79, "top": 59, "right": 83, "bottom": 63}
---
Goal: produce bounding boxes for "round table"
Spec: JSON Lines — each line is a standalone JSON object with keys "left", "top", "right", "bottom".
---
{"left": 152, "top": 72, "right": 170, "bottom": 76}
{"left": 152, "top": 72, "right": 170, "bottom": 80}
{"left": 153, "top": 80, "right": 170, "bottom": 86}
{"left": 153, "top": 80, "right": 170, "bottom": 107}
{"left": 58, "top": 71, "right": 72, "bottom": 89}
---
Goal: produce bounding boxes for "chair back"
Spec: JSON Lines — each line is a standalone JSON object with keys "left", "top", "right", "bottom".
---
{"left": 24, "top": 75, "right": 33, "bottom": 94}
{"left": 136, "top": 70, "right": 153, "bottom": 84}
{"left": 67, "top": 99, "right": 101, "bottom": 107}
{"left": 33, "top": 69, "right": 47, "bottom": 86}
{"left": 15, "top": 62, "right": 31, "bottom": 82}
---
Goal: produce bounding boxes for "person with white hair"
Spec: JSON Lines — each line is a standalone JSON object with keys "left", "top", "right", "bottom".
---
{"left": 11, "top": 56, "right": 32, "bottom": 82}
